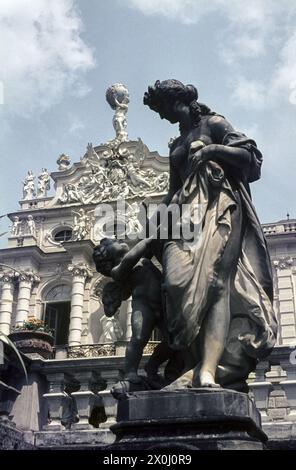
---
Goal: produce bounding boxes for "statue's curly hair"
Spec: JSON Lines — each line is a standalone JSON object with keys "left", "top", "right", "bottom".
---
{"left": 143, "top": 79, "right": 215, "bottom": 126}
{"left": 93, "top": 237, "right": 130, "bottom": 277}
{"left": 93, "top": 238, "right": 116, "bottom": 277}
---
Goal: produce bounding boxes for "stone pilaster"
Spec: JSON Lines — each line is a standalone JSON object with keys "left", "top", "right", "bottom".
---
{"left": 68, "top": 264, "right": 92, "bottom": 346}
{"left": 15, "top": 272, "right": 40, "bottom": 327}
{"left": 249, "top": 361, "right": 272, "bottom": 422}
{"left": 0, "top": 272, "right": 17, "bottom": 335}
{"left": 125, "top": 297, "right": 132, "bottom": 341}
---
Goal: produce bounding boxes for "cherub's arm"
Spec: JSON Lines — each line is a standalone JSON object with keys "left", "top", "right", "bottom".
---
{"left": 111, "top": 238, "right": 152, "bottom": 282}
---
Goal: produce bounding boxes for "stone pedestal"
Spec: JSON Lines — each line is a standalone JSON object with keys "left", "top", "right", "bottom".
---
{"left": 110, "top": 388, "right": 267, "bottom": 450}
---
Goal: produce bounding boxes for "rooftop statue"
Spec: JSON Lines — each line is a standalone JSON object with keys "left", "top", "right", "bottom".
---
{"left": 99, "top": 79, "right": 278, "bottom": 394}
{"left": 106, "top": 83, "right": 129, "bottom": 147}
{"left": 57, "top": 153, "right": 71, "bottom": 171}
{"left": 37, "top": 168, "right": 50, "bottom": 198}
{"left": 22, "top": 170, "right": 35, "bottom": 200}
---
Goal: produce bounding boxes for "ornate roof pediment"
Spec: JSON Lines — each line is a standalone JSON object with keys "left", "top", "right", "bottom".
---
{"left": 49, "top": 139, "right": 169, "bottom": 208}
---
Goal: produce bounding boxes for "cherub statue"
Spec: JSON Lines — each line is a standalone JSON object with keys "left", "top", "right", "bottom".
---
{"left": 72, "top": 208, "right": 93, "bottom": 241}
{"left": 120, "top": 149, "right": 150, "bottom": 187}
{"left": 106, "top": 83, "right": 129, "bottom": 145}
{"left": 59, "top": 184, "right": 80, "bottom": 204}
{"left": 98, "top": 312, "right": 123, "bottom": 343}
{"left": 117, "top": 201, "right": 143, "bottom": 237}
{"left": 22, "top": 170, "right": 35, "bottom": 200}
{"left": 11, "top": 216, "right": 21, "bottom": 236}
{"left": 37, "top": 168, "right": 50, "bottom": 197}
{"left": 26, "top": 215, "right": 36, "bottom": 236}
{"left": 93, "top": 238, "right": 180, "bottom": 396}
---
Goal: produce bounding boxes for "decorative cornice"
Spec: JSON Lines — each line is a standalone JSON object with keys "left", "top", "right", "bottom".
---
{"left": 67, "top": 263, "right": 92, "bottom": 279}
{"left": 18, "top": 272, "right": 40, "bottom": 284}
{"left": 273, "top": 257, "right": 294, "bottom": 270}
{"left": 0, "top": 271, "right": 18, "bottom": 284}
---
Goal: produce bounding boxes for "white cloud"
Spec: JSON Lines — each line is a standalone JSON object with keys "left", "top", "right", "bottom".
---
{"left": 127, "top": 0, "right": 213, "bottom": 24}
{"left": 231, "top": 78, "right": 267, "bottom": 110}
{"left": 127, "top": 0, "right": 271, "bottom": 28}
{"left": 127, "top": 0, "right": 296, "bottom": 109}
{"left": 271, "top": 32, "right": 296, "bottom": 100}
{"left": 69, "top": 116, "right": 85, "bottom": 134}
{"left": 0, "top": 0, "right": 95, "bottom": 116}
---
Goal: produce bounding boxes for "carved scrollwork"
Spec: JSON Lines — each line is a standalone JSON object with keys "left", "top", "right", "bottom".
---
{"left": 0, "top": 271, "right": 18, "bottom": 284}
{"left": 67, "top": 344, "right": 116, "bottom": 358}
{"left": 273, "top": 257, "right": 294, "bottom": 270}
{"left": 18, "top": 272, "right": 40, "bottom": 284}
{"left": 143, "top": 341, "right": 160, "bottom": 355}
{"left": 67, "top": 263, "right": 92, "bottom": 279}
{"left": 58, "top": 140, "right": 169, "bottom": 206}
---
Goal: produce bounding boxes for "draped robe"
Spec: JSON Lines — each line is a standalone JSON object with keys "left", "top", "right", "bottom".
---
{"left": 161, "top": 131, "right": 278, "bottom": 389}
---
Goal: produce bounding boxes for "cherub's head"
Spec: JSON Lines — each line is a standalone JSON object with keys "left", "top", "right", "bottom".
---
{"left": 93, "top": 238, "right": 129, "bottom": 277}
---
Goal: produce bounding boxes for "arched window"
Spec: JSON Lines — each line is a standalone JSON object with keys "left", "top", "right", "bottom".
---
{"left": 43, "top": 284, "right": 71, "bottom": 346}
{"left": 54, "top": 229, "right": 72, "bottom": 242}
{"left": 45, "top": 284, "right": 72, "bottom": 302}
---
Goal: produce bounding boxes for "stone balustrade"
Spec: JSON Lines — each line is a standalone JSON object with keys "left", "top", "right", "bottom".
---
{"left": 53, "top": 340, "right": 160, "bottom": 360}
{"left": 2, "top": 345, "right": 296, "bottom": 449}
{"left": 248, "top": 345, "right": 296, "bottom": 448}
{"left": 262, "top": 221, "right": 296, "bottom": 235}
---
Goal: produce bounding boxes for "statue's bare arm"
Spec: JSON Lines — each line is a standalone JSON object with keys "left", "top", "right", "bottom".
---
{"left": 191, "top": 116, "right": 251, "bottom": 170}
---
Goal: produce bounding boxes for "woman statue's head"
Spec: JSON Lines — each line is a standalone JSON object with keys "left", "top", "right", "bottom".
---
{"left": 143, "top": 79, "right": 213, "bottom": 125}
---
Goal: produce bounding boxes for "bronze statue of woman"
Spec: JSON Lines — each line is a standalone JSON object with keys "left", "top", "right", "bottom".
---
{"left": 113, "top": 79, "right": 278, "bottom": 392}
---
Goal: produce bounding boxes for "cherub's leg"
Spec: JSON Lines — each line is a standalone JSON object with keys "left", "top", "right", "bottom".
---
{"left": 124, "top": 300, "right": 156, "bottom": 381}
{"left": 144, "top": 340, "right": 174, "bottom": 377}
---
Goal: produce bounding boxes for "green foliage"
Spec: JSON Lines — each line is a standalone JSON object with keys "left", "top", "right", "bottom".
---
{"left": 14, "top": 319, "right": 54, "bottom": 335}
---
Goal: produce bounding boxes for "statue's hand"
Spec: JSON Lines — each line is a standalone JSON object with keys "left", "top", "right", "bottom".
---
{"left": 189, "top": 144, "right": 220, "bottom": 172}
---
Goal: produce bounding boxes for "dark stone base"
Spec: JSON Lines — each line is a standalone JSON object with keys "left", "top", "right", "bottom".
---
{"left": 110, "top": 388, "right": 267, "bottom": 450}
{"left": 0, "top": 420, "right": 36, "bottom": 450}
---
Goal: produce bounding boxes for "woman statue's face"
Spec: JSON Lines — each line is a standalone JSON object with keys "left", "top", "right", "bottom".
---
{"left": 157, "top": 99, "right": 179, "bottom": 124}
{"left": 157, "top": 98, "right": 190, "bottom": 124}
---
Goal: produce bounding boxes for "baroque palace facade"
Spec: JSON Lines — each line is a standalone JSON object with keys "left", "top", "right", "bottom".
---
{"left": 0, "top": 85, "right": 296, "bottom": 449}
{"left": 0, "top": 136, "right": 169, "bottom": 354}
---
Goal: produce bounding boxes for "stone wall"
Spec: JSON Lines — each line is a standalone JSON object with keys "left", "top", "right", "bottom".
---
{"left": 0, "top": 421, "right": 35, "bottom": 450}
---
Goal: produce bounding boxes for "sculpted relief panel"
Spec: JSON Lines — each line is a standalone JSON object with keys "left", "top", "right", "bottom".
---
{"left": 58, "top": 140, "right": 169, "bottom": 206}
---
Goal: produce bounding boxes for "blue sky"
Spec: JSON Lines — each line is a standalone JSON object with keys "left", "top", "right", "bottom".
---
{"left": 1, "top": 0, "right": 296, "bottom": 244}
